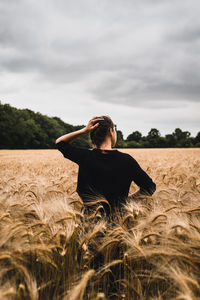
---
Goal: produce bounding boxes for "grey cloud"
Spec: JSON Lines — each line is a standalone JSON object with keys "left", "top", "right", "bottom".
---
{"left": 0, "top": 0, "right": 200, "bottom": 111}
{"left": 90, "top": 59, "right": 200, "bottom": 108}
{"left": 168, "top": 26, "right": 200, "bottom": 44}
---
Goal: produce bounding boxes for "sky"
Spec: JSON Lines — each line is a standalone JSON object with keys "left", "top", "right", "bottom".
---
{"left": 0, "top": 0, "right": 200, "bottom": 138}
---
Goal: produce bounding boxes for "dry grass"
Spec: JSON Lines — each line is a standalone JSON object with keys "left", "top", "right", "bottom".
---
{"left": 0, "top": 148, "right": 200, "bottom": 299}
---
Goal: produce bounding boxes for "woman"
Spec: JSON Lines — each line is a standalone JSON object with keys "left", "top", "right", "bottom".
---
{"left": 55, "top": 116, "right": 156, "bottom": 216}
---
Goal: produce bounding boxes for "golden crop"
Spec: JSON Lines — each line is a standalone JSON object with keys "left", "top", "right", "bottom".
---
{"left": 0, "top": 148, "right": 200, "bottom": 300}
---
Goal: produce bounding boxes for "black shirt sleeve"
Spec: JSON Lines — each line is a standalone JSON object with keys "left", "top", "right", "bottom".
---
{"left": 56, "top": 141, "right": 90, "bottom": 165}
{"left": 130, "top": 157, "right": 156, "bottom": 195}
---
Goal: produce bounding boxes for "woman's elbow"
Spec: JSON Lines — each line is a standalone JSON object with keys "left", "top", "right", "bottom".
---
{"left": 150, "top": 182, "right": 156, "bottom": 195}
{"left": 142, "top": 182, "right": 156, "bottom": 196}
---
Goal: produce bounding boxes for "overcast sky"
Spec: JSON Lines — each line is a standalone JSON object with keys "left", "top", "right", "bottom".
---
{"left": 0, "top": 0, "right": 200, "bottom": 138}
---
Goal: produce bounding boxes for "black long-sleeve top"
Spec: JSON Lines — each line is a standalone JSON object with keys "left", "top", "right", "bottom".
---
{"left": 56, "top": 141, "right": 156, "bottom": 214}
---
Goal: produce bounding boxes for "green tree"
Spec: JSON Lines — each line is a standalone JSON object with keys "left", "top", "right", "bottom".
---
{"left": 172, "top": 128, "right": 191, "bottom": 147}
{"left": 126, "top": 141, "right": 141, "bottom": 148}
{"left": 194, "top": 132, "right": 200, "bottom": 146}
{"left": 126, "top": 131, "right": 142, "bottom": 142}
{"left": 146, "top": 128, "right": 161, "bottom": 147}
{"left": 116, "top": 130, "right": 124, "bottom": 148}
{"left": 165, "top": 134, "right": 176, "bottom": 147}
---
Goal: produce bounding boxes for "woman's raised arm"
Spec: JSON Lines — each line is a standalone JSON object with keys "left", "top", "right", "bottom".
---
{"left": 55, "top": 116, "right": 104, "bottom": 144}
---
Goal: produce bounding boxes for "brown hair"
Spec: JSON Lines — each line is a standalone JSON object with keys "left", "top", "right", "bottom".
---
{"left": 90, "top": 115, "right": 114, "bottom": 148}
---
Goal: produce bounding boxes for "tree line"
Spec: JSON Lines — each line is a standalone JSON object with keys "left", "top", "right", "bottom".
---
{"left": 0, "top": 101, "right": 199, "bottom": 149}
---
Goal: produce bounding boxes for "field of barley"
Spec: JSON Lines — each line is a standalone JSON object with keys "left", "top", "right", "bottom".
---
{"left": 0, "top": 148, "right": 200, "bottom": 300}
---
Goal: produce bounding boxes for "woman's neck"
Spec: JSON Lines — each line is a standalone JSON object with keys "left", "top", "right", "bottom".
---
{"left": 97, "top": 141, "right": 113, "bottom": 150}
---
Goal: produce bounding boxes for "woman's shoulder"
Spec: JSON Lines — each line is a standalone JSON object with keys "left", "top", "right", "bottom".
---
{"left": 115, "top": 150, "right": 139, "bottom": 164}
{"left": 56, "top": 140, "right": 91, "bottom": 164}
{"left": 115, "top": 149, "right": 133, "bottom": 158}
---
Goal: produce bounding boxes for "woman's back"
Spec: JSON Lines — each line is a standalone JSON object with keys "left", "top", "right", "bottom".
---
{"left": 79, "top": 148, "right": 135, "bottom": 206}
{"left": 56, "top": 140, "right": 156, "bottom": 214}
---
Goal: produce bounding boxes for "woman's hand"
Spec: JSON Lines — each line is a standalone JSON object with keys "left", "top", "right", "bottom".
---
{"left": 84, "top": 116, "right": 104, "bottom": 133}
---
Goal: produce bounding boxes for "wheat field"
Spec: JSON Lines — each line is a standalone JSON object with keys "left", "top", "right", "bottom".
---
{"left": 0, "top": 148, "right": 200, "bottom": 300}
